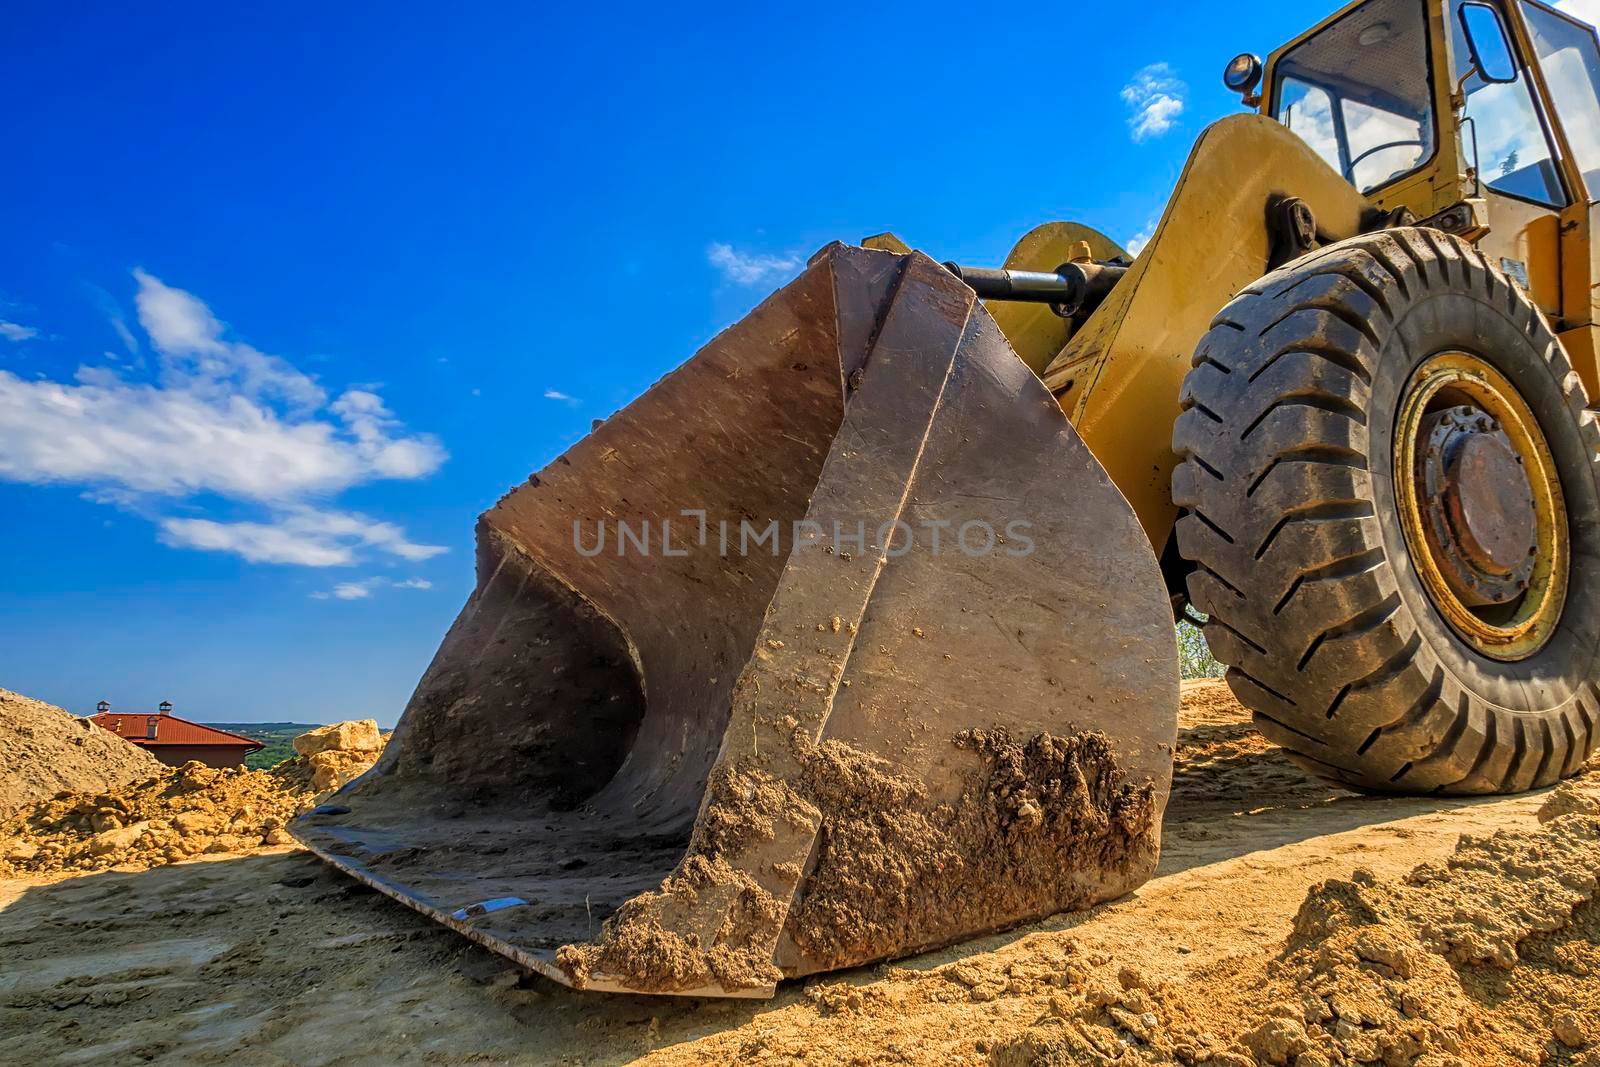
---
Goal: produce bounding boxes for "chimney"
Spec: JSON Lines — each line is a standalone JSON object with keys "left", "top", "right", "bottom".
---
{"left": 158, "top": 701, "right": 172, "bottom": 716}
{"left": 96, "top": 700, "right": 110, "bottom": 714}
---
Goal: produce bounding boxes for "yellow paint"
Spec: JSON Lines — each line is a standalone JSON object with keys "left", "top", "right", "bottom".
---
{"left": 1560, "top": 325, "right": 1600, "bottom": 401}
{"left": 1041, "top": 114, "right": 1368, "bottom": 550}
{"left": 862, "top": 233, "right": 912, "bottom": 255}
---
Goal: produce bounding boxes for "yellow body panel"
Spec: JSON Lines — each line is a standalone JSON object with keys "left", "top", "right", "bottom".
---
{"left": 1040, "top": 114, "right": 1368, "bottom": 550}
{"left": 1563, "top": 325, "right": 1600, "bottom": 400}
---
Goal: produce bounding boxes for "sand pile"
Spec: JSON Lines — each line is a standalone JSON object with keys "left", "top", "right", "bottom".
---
{"left": 989, "top": 812, "right": 1600, "bottom": 1066}
{"left": 0, "top": 688, "right": 163, "bottom": 818}
{"left": 0, "top": 720, "right": 383, "bottom": 876}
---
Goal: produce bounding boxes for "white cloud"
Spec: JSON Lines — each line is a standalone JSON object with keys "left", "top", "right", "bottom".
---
{"left": 707, "top": 243, "right": 802, "bottom": 286}
{"left": 1557, "top": 0, "right": 1600, "bottom": 25}
{"left": 87, "top": 282, "right": 139, "bottom": 355}
{"left": 544, "top": 388, "right": 580, "bottom": 405}
{"left": 109, "top": 316, "right": 138, "bottom": 355}
{"left": 0, "top": 270, "right": 447, "bottom": 567}
{"left": 1126, "top": 219, "right": 1159, "bottom": 257}
{"left": 134, "top": 269, "right": 326, "bottom": 413}
{"left": 328, "top": 388, "right": 443, "bottom": 479}
{"left": 0, "top": 371, "right": 445, "bottom": 500}
{"left": 0, "top": 321, "right": 38, "bottom": 342}
{"left": 1122, "top": 63, "right": 1187, "bottom": 142}
{"left": 161, "top": 508, "right": 446, "bottom": 567}
{"left": 310, "top": 574, "right": 435, "bottom": 600}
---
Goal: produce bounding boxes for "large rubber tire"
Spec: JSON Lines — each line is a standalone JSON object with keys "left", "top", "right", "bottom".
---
{"left": 1172, "top": 228, "right": 1600, "bottom": 795}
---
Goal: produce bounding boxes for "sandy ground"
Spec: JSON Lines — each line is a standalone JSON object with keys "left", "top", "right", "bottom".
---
{"left": 1, "top": 680, "right": 1594, "bottom": 1066}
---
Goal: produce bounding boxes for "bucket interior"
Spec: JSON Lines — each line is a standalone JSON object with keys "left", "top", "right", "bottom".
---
{"left": 293, "top": 252, "right": 878, "bottom": 971}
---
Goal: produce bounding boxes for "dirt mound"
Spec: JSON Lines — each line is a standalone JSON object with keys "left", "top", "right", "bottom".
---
{"left": 0, "top": 688, "right": 164, "bottom": 819}
{"left": 0, "top": 722, "right": 382, "bottom": 875}
{"left": 989, "top": 814, "right": 1600, "bottom": 1066}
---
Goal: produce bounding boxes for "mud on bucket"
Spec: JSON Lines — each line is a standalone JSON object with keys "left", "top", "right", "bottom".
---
{"left": 290, "top": 245, "right": 1179, "bottom": 998}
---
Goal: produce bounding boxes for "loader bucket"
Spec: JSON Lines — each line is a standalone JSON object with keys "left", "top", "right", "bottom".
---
{"left": 291, "top": 245, "right": 1179, "bottom": 998}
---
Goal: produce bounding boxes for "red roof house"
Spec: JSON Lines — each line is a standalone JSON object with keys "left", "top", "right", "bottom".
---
{"left": 90, "top": 702, "right": 263, "bottom": 769}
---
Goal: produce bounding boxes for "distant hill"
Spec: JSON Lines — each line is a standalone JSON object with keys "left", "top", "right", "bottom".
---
{"left": 206, "top": 722, "right": 324, "bottom": 770}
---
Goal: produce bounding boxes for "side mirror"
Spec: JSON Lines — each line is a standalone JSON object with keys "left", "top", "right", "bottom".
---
{"left": 1459, "top": 2, "right": 1520, "bottom": 84}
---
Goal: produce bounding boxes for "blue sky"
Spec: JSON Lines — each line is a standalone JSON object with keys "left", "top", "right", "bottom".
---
{"left": 0, "top": 1, "right": 1495, "bottom": 724}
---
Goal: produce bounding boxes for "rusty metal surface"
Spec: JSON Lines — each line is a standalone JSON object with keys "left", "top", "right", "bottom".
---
{"left": 1416, "top": 406, "right": 1540, "bottom": 608}
{"left": 292, "top": 245, "right": 1178, "bottom": 998}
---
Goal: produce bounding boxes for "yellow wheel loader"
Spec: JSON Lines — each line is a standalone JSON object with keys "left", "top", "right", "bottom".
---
{"left": 294, "top": 0, "right": 1600, "bottom": 997}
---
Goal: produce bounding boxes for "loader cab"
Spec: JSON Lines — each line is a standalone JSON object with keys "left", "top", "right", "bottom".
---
{"left": 1258, "top": 0, "right": 1600, "bottom": 395}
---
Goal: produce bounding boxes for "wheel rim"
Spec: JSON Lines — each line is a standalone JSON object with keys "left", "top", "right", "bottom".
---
{"left": 1394, "top": 352, "right": 1569, "bottom": 661}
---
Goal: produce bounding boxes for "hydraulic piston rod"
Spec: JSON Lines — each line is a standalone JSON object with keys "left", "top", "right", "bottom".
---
{"left": 943, "top": 261, "right": 1128, "bottom": 318}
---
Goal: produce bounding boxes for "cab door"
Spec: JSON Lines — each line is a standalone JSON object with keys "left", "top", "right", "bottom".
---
{"left": 1450, "top": 0, "right": 1572, "bottom": 319}
{"left": 1515, "top": 0, "right": 1600, "bottom": 399}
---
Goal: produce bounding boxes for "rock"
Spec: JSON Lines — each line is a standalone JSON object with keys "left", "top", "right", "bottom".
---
{"left": 261, "top": 828, "right": 293, "bottom": 846}
{"left": 293, "top": 720, "right": 382, "bottom": 757}
{"left": 87, "top": 821, "right": 148, "bottom": 856}
{"left": 89, "top": 809, "right": 123, "bottom": 833}
{"left": 172, "top": 811, "right": 219, "bottom": 837}
{"left": 205, "top": 835, "right": 251, "bottom": 854}
{"left": 1537, "top": 783, "right": 1600, "bottom": 824}
{"left": 1554, "top": 1011, "right": 1588, "bottom": 1048}
{"left": 308, "top": 752, "right": 342, "bottom": 792}
{"left": 4, "top": 840, "right": 39, "bottom": 862}
{"left": 1244, "top": 1017, "right": 1311, "bottom": 1065}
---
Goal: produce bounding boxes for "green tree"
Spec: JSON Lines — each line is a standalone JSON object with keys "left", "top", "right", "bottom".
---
{"left": 1176, "top": 618, "right": 1225, "bottom": 679}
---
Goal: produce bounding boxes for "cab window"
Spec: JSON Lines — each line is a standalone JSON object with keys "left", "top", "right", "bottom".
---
{"left": 1451, "top": 1, "right": 1566, "bottom": 206}
{"left": 1273, "top": 0, "right": 1438, "bottom": 193}
{"left": 1521, "top": 0, "right": 1600, "bottom": 201}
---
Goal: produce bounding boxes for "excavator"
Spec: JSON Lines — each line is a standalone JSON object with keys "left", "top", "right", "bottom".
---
{"left": 293, "top": 0, "right": 1600, "bottom": 997}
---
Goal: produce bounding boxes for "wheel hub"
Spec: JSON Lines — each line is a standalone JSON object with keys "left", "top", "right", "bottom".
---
{"left": 1416, "top": 407, "right": 1538, "bottom": 607}
{"left": 1394, "top": 353, "right": 1569, "bottom": 662}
